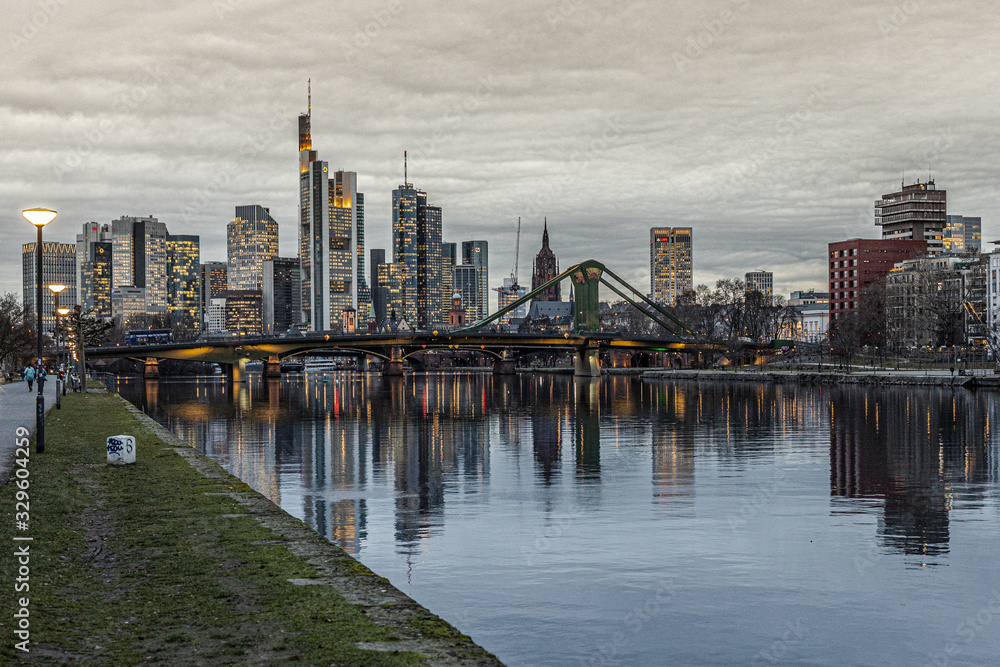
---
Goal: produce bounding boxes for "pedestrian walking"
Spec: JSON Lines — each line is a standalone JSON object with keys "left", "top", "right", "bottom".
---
{"left": 24, "top": 365, "right": 36, "bottom": 392}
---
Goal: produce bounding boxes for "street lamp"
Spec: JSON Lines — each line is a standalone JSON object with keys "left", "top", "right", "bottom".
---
{"left": 48, "top": 284, "right": 67, "bottom": 410}
{"left": 57, "top": 306, "right": 70, "bottom": 399}
{"left": 23, "top": 207, "right": 57, "bottom": 453}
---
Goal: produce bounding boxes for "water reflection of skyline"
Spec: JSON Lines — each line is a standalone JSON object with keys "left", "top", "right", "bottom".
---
{"left": 121, "top": 374, "right": 1000, "bottom": 560}
{"left": 829, "top": 386, "right": 999, "bottom": 558}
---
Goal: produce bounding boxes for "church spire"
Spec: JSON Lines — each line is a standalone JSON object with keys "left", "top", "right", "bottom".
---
{"left": 542, "top": 217, "right": 549, "bottom": 248}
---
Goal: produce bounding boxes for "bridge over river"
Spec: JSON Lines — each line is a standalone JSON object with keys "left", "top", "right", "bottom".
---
{"left": 86, "top": 330, "right": 719, "bottom": 381}
{"left": 86, "top": 260, "right": 722, "bottom": 380}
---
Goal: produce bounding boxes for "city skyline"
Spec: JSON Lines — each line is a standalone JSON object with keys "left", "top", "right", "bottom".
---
{"left": 5, "top": 2, "right": 1000, "bottom": 304}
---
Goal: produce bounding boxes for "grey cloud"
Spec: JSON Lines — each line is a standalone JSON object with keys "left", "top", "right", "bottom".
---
{"left": 4, "top": 0, "right": 1000, "bottom": 306}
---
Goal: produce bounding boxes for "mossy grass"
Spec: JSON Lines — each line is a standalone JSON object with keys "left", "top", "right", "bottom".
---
{"left": 0, "top": 392, "right": 440, "bottom": 665}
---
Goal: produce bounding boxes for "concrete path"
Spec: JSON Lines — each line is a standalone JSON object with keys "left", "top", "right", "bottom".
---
{"left": 0, "top": 378, "right": 57, "bottom": 481}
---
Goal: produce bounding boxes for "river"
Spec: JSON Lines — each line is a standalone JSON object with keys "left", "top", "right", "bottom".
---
{"left": 114, "top": 373, "right": 1000, "bottom": 666}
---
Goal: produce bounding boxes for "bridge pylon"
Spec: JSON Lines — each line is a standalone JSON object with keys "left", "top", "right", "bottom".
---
{"left": 458, "top": 259, "right": 693, "bottom": 337}
{"left": 493, "top": 347, "right": 516, "bottom": 375}
{"left": 263, "top": 355, "right": 281, "bottom": 378}
{"left": 144, "top": 357, "right": 159, "bottom": 379}
{"left": 383, "top": 346, "right": 404, "bottom": 377}
{"left": 573, "top": 348, "right": 600, "bottom": 378}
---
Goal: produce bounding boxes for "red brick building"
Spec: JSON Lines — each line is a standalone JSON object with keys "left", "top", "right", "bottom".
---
{"left": 828, "top": 238, "right": 927, "bottom": 319}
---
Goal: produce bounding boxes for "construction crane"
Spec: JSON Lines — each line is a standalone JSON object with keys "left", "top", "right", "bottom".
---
{"left": 511, "top": 216, "right": 521, "bottom": 289}
{"left": 962, "top": 301, "right": 1000, "bottom": 362}
{"left": 493, "top": 218, "right": 522, "bottom": 316}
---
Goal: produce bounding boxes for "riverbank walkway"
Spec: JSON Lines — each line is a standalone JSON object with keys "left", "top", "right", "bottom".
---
{"left": 0, "top": 388, "right": 501, "bottom": 665}
{"left": 0, "top": 377, "right": 56, "bottom": 481}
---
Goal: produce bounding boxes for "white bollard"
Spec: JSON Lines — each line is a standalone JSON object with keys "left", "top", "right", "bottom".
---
{"left": 107, "top": 435, "right": 136, "bottom": 464}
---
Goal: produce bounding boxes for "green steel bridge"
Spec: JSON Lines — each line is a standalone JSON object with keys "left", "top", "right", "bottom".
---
{"left": 86, "top": 260, "right": 721, "bottom": 380}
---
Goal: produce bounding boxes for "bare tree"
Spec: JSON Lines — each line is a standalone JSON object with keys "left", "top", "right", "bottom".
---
{"left": 0, "top": 292, "right": 34, "bottom": 374}
{"left": 829, "top": 313, "right": 862, "bottom": 370}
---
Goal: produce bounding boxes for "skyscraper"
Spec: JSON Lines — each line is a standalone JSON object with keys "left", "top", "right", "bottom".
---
{"left": 263, "top": 258, "right": 301, "bottom": 335}
{"left": 76, "top": 221, "right": 112, "bottom": 310}
{"left": 454, "top": 265, "right": 479, "bottom": 324}
{"left": 227, "top": 205, "right": 278, "bottom": 291}
{"left": 225, "top": 290, "right": 263, "bottom": 336}
{"left": 650, "top": 227, "right": 693, "bottom": 306}
{"left": 111, "top": 215, "right": 168, "bottom": 312}
{"left": 461, "top": 240, "right": 488, "bottom": 321}
{"left": 745, "top": 270, "right": 773, "bottom": 302}
{"left": 298, "top": 83, "right": 368, "bottom": 331}
{"left": 88, "top": 242, "right": 113, "bottom": 319}
{"left": 167, "top": 234, "right": 201, "bottom": 334}
{"left": 944, "top": 215, "right": 982, "bottom": 254}
{"left": 111, "top": 286, "right": 146, "bottom": 329}
{"left": 441, "top": 242, "right": 457, "bottom": 321}
{"left": 22, "top": 241, "right": 76, "bottom": 334}
{"left": 393, "top": 174, "right": 444, "bottom": 330}
{"left": 531, "top": 220, "right": 560, "bottom": 302}
{"left": 875, "top": 180, "right": 946, "bottom": 254}
{"left": 376, "top": 261, "right": 404, "bottom": 325}
{"left": 201, "top": 261, "right": 227, "bottom": 321}
{"left": 498, "top": 276, "right": 528, "bottom": 326}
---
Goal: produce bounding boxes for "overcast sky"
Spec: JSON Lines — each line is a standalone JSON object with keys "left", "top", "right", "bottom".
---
{"left": 4, "top": 0, "right": 1000, "bottom": 310}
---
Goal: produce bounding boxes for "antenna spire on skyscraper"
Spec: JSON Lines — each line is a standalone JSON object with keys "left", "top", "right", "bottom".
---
{"left": 308, "top": 78, "right": 311, "bottom": 116}
{"left": 404, "top": 150, "right": 408, "bottom": 186}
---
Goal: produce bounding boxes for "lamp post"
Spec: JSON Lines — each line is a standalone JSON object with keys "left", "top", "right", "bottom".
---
{"left": 57, "top": 306, "right": 70, "bottom": 398}
{"left": 49, "top": 284, "right": 67, "bottom": 409}
{"left": 23, "top": 207, "right": 57, "bottom": 454}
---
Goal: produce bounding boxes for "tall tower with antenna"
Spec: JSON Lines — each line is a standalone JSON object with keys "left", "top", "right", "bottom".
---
{"left": 298, "top": 80, "right": 368, "bottom": 330}
{"left": 392, "top": 151, "right": 443, "bottom": 329}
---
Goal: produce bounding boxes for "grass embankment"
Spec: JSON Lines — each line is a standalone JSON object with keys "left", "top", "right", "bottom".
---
{"left": 0, "top": 392, "right": 499, "bottom": 665}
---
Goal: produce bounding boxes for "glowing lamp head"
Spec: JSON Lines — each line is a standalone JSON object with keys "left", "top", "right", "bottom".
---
{"left": 48, "top": 284, "right": 67, "bottom": 294}
{"left": 57, "top": 307, "right": 70, "bottom": 316}
{"left": 22, "top": 208, "right": 57, "bottom": 228}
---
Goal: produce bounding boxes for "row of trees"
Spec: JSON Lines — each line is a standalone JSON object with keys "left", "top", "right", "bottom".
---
{"left": 0, "top": 292, "right": 115, "bottom": 376}
{"left": 0, "top": 293, "right": 34, "bottom": 375}
{"left": 602, "top": 278, "right": 799, "bottom": 344}
{"left": 827, "top": 274, "right": 978, "bottom": 367}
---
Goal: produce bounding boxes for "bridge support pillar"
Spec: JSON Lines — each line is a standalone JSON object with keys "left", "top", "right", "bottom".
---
{"left": 263, "top": 355, "right": 281, "bottom": 378}
{"left": 143, "top": 357, "right": 159, "bottom": 379}
{"left": 574, "top": 348, "right": 601, "bottom": 378}
{"left": 493, "top": 347, "right": 516, "bottom": 375}
{"left": 383, "top": 346, "right": 405, "bottom": 377}
{"left": 223, "top": 359, "right": 248, "bottom": 383}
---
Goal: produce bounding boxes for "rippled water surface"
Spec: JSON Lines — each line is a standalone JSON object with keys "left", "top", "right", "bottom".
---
{"left": 115, "top": 373, "right": 1000, "bottom": 666}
